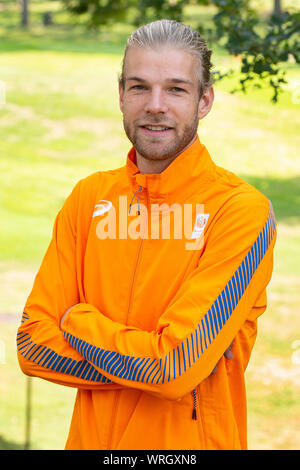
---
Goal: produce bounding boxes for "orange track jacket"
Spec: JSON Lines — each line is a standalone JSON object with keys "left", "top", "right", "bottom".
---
{"left": 17, "top": 137, "right": 276, "bottom": 450}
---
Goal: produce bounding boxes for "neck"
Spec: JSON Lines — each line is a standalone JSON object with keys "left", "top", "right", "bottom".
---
{"left": 136, "top": 135, "right": 197, "bottom": 175}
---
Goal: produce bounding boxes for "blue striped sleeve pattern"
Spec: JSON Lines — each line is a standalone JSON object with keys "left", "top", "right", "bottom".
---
{"left": 64, "top": 201, "right": 276, "bottom": 386}
{"left": 16, "top": 330, "right": 112, "bottom": 383}
{"left": 21, "top": 311, "right": 29, "bottom": 324}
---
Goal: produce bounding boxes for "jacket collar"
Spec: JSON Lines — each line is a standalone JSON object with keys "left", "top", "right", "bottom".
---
{"left": 126, "top": 135, "right": 217, "bottom": 201}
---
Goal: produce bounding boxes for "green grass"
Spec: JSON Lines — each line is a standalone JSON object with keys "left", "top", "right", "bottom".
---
{"left": 0, "top": 3, "right": 300, "bottom": 450}
{"left": 0, "top": 321, "right": 76, "bottom": 450}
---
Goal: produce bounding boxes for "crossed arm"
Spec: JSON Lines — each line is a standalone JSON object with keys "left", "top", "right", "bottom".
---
{"left": 17, "top": 181, "right": 276, "bottom": 400}
{"left": 60, "top": 304, "right": 234, "bottom": 374}
{"left": 17, "top": 180, "right": 276, "bottom": 399}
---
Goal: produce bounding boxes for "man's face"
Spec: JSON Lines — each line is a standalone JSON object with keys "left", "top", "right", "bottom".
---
{"left": 119, "top": 46, "right": 213, "bottom": 162}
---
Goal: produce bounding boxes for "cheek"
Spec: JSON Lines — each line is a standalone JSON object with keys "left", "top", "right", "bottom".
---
{"left": 170, "top": 96, "right": 197, "bottom": 114}
{"left": 171, "top": 106, "right": 196, "bottom": 126}
{"left": 122, "top": 99, "right": 143, "bottom": 119}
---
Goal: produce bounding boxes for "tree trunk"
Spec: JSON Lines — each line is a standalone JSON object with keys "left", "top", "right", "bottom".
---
{"left": 24, "top": 377, "right": 32, "bottom": 450}
{"left": 273, "top": 0, "right": 282, "bottom": 16}
{"left": 21, "top": 0, "right": 29, "bottom": 27}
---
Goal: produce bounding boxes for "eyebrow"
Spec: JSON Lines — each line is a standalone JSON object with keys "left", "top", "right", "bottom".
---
{"left": 126, "top": 76, "right": 146, "bottom": 82}
{"left": 126, "top": 76, "right": 194, "bottom": 87}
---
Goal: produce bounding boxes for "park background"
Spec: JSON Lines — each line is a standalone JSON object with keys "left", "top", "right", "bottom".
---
{"left": 0, "top": 0, "right": 299, "bottom": 450}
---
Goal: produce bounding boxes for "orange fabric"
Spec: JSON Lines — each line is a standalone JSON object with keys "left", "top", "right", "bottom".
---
{"left": 17, "top": 137, "right": 276, "bottom": 449}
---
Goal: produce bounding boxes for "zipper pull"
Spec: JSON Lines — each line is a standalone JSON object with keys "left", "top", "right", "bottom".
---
{"left": 137, "top": 185, "right": 142, "bottom": 215}
{"left": 129, "top": 185, "right": 142, "bottom": 215}
{"left": 192, "top": 388, "right": 197, "bottom": 420}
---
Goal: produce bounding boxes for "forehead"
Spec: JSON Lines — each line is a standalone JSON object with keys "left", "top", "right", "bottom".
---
{"left": 123, "top": 46, "right": 199, "bottom": 84}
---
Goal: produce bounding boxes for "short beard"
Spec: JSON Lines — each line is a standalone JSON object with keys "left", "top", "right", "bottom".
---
{"left": 123, "top": 112, "right": 199, "bottom": 162}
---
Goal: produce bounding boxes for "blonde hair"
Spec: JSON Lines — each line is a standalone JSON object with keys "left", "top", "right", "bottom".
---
{"left": 119, "top": 19, "right": 214, "bottom": 96}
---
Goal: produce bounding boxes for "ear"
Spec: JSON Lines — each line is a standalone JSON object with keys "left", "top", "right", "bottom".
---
{"left": 197, "top": 86, "right": 214, "bottom": 120}
{"left": 119, "top": 81, "right": 124, "bottom": 113}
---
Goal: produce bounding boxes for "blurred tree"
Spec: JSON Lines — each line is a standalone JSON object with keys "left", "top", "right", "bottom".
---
{"left": 43, "top": 11, "right": 54, "bottom": 26}
{"left": 61, "top": 0, "right": 128, "bottom": 28}
{"left": 134, "top": 0, "right": 185, "bottom": 25}
{"left": 61, "top": 0, "right": 186, "bottom": 28}
{"left": 59, "top": 0, "right": 300, "bottom": 101}
{"left": 273, "top": 0, "right": 282, "bottom": 17}
{"left": 20, "top": 0, "right": 29, "bottom": 27}
{"left": 210, "top": 0, "right": 300, "bottom": 102}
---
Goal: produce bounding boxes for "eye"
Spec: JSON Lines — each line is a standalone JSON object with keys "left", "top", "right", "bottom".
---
{"left": 170, "top": 87, "right": 185, "bottom": 93}
{"left": 130, "top": 85, "right": 146, "bottom": 91}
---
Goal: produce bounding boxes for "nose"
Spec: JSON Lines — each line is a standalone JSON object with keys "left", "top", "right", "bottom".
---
{"left": 144, "top": 87, "right": 168, "bottom": 115}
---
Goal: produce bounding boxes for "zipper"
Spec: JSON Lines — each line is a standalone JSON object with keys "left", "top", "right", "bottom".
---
{"left": 126, "top": 188, "right": 147, "bottom": 320}
{"left": 129, "top": 185, "right": 142, "bottom": 215}
{"left": 106, "top": 186, "right": 147, "bottom": 450}
{"left": 194, "top": 385, "right": 206, "bottom": 448}
{"left": 192, "top": 388, "right": 197, "bottom": 420}
{"left": 126, "top": 237, "right": 145, "bottom": 321}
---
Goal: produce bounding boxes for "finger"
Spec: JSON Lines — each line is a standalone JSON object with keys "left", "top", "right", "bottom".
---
{"left": 224, "top": 342, "right": 234, "bottom": 359}
{"left": 224, "top": 348, "right": 233, "bottom": 359}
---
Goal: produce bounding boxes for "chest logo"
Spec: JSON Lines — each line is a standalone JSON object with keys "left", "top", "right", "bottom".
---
{"left": 92, "top": 200, "right": 113, "bottom": 217}
{"left": 191, "top": 213, "right": 210, "bottom": 239}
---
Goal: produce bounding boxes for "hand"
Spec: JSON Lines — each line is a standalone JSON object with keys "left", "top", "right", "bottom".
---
{"left": 210, "top": 341, "right": 234, "bottom": 375}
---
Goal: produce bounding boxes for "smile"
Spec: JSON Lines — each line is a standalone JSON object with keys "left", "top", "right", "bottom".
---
{"left": 140, "top": 125, "right": 173, "bottom": 135}
{"left": 143, "top": 125, "right": 171, "bottom": 131}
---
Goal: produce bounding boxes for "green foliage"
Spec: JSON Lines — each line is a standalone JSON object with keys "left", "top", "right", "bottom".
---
{"left": 61, "top": 0, "right": 186, "bottom": 28}
{"left": 61, "top": 0, "right": 131, "bottom": 28}
{"left": 211, "top": 1, "right": 300, "bottom": 101}
{"left": 57, "top": 0, "right": 300, "bottom": 102}
{"left": 133, "top": 0, "right": 185, "bottom": 25}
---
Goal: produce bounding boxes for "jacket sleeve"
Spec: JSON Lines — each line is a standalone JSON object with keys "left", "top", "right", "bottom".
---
{"left": 61, "top": 192, "right": 276, "bottom": 399}
{"left": 16, "top": 181, "right": 121, "bottom": 391}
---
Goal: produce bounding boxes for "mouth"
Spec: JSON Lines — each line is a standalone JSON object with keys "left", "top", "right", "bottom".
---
{"left": 139, "top": 124, "right": 174, "bottom": 136}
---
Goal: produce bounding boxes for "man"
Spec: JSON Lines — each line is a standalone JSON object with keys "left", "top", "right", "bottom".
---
{"left": 17, "top": 20, "right": 276, "bottom": 450}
